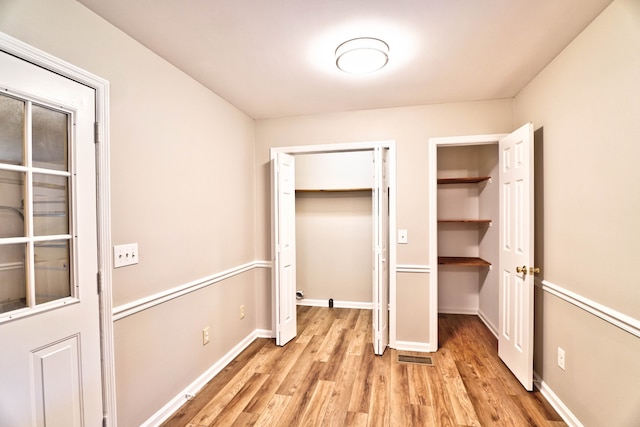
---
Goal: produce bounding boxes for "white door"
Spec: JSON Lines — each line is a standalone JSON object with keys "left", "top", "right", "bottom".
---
{"left": 0, "top": 51, "right": 103, "bottom": 425}
{"left": 271, "top": 151, "right": 297, "bottom": 346}
{"left": 372, "top": 147, "right": 389, "bottom": 355}
{"left": 498, "top": 122, "right": 535, "bottom": 390}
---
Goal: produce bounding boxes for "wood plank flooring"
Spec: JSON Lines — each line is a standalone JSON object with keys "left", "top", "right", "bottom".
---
{"left": 162, "top": 307, "right": 565, "bottom": 426}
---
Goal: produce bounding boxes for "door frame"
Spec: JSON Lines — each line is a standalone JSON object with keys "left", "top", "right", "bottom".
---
{"left": 427, "top": 133, "right": 506, "bottom": 351}
{"left": 0, "top": 33, "right": 116, "bottom": 425}
{"left": 271, "top": 140, "right": 397, "bottom": 348}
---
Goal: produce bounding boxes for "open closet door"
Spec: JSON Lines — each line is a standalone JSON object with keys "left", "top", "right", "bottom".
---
{"left": 498, "top": 122, "right": 535, "bottom": 390}
{"left": 271, "top": 152, "right": 297, "bottom": 346}
{"left": 372, "top": 147, "right": 389, "bottom": 355}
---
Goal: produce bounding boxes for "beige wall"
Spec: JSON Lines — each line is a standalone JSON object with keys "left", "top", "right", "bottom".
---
{"left": 0, "top": 1, "right": 257, "bottom": 426}
{"left": 255, "top": 101, "right": 514, "bottom": 342}
{"left": 4, "top": 0, "right": 637, "bottom": 425}
{"left": 514, "top": 0, "right": 640, "bottom": 425}
{"left": 294, "top": 152, "right": 374, "bottom": 304}
{"left": 296, "top": 192, "right": 373, "bottom": 303}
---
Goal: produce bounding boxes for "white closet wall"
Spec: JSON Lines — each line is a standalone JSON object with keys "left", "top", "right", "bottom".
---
{"left": 295, "top": 152, "right": 373, "bottom": 305}
{"left": 437, "top": 145, "right": 499, "bottom": 327}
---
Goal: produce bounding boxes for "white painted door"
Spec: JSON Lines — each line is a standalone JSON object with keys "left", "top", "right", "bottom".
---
{"left": 272, "top": 151, "right": 297, "bottom": 346}
{"left": 498, "top": 122, "right": 535, "bottom": 391}
{"left": 0, "top": 52, "right": 102, "bottom": 425}
{"left": 372, "top": 147, "right": 389, "bottom": 355}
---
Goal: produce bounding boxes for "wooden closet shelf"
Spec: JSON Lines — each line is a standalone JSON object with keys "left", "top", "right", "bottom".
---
{"left": 295, "top": 188, "right": 372, "bottom": 193}
{"left": 438, "top": 257, "right": 491, "bottom": 267}
{"left": 437, "top": 176, "right": 491, "bottom": 184}
{"left": 438, "top": 219, "right": 492, "bottom": 224}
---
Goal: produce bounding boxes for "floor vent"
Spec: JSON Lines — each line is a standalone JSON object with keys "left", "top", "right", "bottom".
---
{"left": 398, "top": 355, "right": 434, "bottom": 366}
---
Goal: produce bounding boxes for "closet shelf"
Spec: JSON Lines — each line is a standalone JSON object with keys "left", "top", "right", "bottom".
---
{"left": 438, "top": 219, "right": 492, "bottom": 224}
{"left": 295, "top": 188, "right": 371, "bottom": 193}
{"left": 438, "top": 256, "right": 491, "bottom": 267}
{"left": 437, "top": 176, "right": 491, "bottom": 184}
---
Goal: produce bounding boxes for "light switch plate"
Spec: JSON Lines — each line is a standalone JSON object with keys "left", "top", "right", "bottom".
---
{"left": 398, "top": 229, "right": 408, "bottom": 244}
{"left": 113, "top": 243, "right": 139, "bottom": 268}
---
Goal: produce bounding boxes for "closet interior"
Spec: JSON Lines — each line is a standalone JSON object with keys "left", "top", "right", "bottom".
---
{"left": 294, "top": 151, "right": 373, "bottom": 307}
{"left": 437, "top": 144, "right": 500, "bottom": 327}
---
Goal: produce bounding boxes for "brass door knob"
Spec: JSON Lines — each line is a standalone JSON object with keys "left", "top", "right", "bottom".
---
{"left": 516, "top": 266, "right": 527, "bottom": 274}
{"left": 529, "top": 267, "right": 541, "bottom": 275}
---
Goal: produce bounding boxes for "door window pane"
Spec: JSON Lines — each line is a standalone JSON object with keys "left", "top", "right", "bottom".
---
{"left": 0, "top": 95, "right": 74, "bottom": 317}
{"left": 33, "top": 173, "right": 69, "bottom": 236}
{"left": 34, "top": 240, "right": 71, "bottom": 305}
{"left": 0, "top": 243, "right": 27, "bottom": 313}
{"left": 0, "top": 94, "right": 24, "bottom": 166}
{"left": 0, "top": 170, "right": 26, "bottom": 238}
{"left": 32, "top": 104, "right": 68, "bottom": 171}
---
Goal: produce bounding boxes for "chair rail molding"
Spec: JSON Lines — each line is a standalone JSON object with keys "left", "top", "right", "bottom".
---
{"left": 539, "top": 279, "right": 640, "bottom": 339}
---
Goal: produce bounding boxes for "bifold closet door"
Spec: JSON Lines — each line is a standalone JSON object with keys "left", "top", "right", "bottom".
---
{"left": 271, "top": 151, "right": 297, "bottom": 346}
{"left": 372, "top": 147, "right": 389, "bottom": 355}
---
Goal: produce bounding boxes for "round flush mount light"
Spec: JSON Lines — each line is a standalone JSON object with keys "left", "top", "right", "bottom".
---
{"left": 335, "top": 37, "right": 389, "bottom": 74}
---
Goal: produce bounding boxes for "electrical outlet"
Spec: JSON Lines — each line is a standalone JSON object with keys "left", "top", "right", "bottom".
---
{"left": 557, "top": 347, "right": 566, "bottom": 370}
{"left": 202, "top": 327, "right": 210, "bottom": 345}
{"left": 240, "top": 305, "right": 245, "bottom": 319}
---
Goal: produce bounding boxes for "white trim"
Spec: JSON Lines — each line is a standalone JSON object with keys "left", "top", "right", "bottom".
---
{"left": 0, "top": 32, "right": 116, "bottom": 427}
{"left": 534, "top": 372, "right": 584, "bottom": 427}
{"left": 0, "top": 261, "right": 24, "bottom": 272}
{"left": 394, "top": 340, "right": 433, "bottom": 353}
{"left": 253, "top": 260, "right": 272, "bottom": 269}
{"left": 296, "top": 299, "right": 374, "bottom": 310}
{"left": 539, "top": 279, "right": 640, "bottom": 339}
{"left": 270, "top": 140, "right": 398, "bottom": 348}
{"left": 427, "top": 134, "right": 507, "bottom": 355}
{"left": 255, "top": 329, "right": 273, "bottom": 338}
{"left": 113, "top": 261, "right": 260, "bottom": 321}
{"left": 141, "top": 330, "right": 260, "bottom": 427}
{"left": 396, "top": 264, "right": 430, "bottom": 273}
{"left": 438, "top": 307, "right": 478, "bottom": 315}
{"left": 477, "top": 308, "right": 499, "bottom": 338}
{"left": 429, "top": 133, "right": 507, "bottom": 146}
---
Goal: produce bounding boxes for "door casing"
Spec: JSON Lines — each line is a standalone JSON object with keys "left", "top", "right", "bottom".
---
{"left": 0, "top": 32, "right": 116, "bottom": 425}
{"left": 270, "top": 140, "right": 397, "bottom": 349}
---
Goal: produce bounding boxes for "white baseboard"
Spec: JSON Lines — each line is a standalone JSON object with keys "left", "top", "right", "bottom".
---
{"left": 438, "top": 307, "right": 478, "bottom": 315}
{"left": 395, "top": 340, "right": 435, "bottom": 353}
{"left": 141, "top": 330, "right": 260, "bottom": 427}
{"left": 255, "top": 328, "right": 273, "bottom": 338}
{"left": 534, "top": 372, "right": 583, "bottom": 427}
{"left": 296, "top": 299, "right": 373, "bottom": 310}
{"left": 477, "top": 309, "right": 498, "bottom": 338}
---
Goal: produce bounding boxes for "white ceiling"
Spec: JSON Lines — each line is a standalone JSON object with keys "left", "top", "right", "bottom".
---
{"left": 76, "top": 0, "right": 613, "bottom": 119}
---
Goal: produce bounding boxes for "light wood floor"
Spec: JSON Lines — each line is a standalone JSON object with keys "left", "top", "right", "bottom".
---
{"left": 162, "top": 307, "right": 566, "bottom": 426}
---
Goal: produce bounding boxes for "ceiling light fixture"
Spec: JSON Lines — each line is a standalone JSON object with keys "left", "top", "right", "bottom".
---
{"left": 335, "top": 37, "right": 389, "bottom": 74}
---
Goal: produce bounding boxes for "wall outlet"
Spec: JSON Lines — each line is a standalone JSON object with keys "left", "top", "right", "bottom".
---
{"left": 557, "top": 347, "right": 566, "bottom": 370}
{"left": 202, "top": 326, "right": 210, "bottom": 345}
{"left": 240, "top": 305, "right": 245, "bottom": 319}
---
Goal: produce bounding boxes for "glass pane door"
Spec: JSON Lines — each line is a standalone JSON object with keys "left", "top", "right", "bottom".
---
{"left": 0, "top": 92, "right": 73, "bottom": 315}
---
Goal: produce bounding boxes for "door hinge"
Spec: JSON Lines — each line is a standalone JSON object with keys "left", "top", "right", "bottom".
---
{"left": 94, "top": 122, "right": 100, "bottom": 144}
{"left": 97, "top": 271, "right": 102, "bottom": 295}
